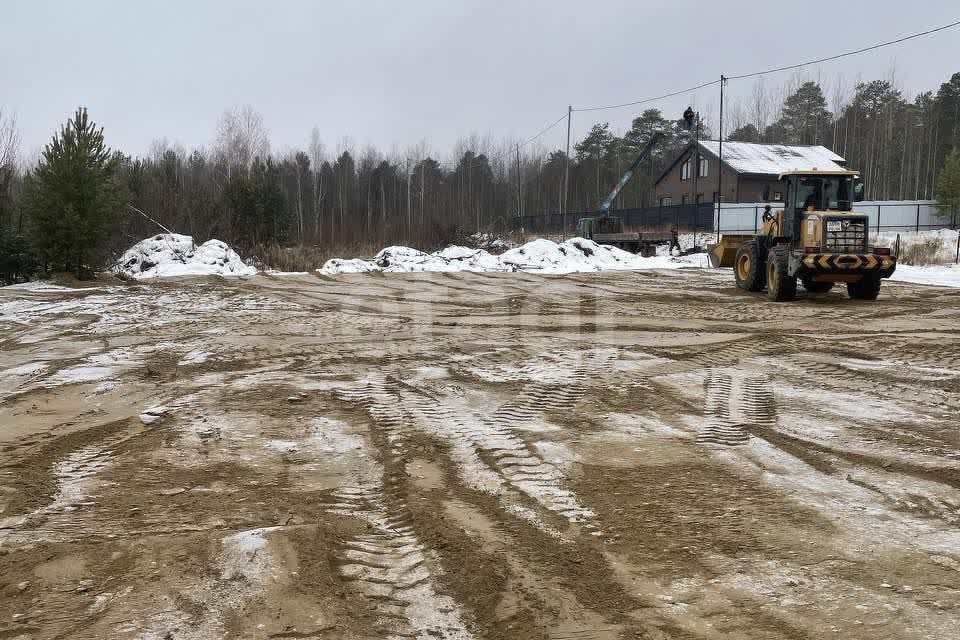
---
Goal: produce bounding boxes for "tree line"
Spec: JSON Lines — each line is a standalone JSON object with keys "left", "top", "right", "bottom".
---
{"left": 1, "top": 71, "right": 959, "bottom": 282}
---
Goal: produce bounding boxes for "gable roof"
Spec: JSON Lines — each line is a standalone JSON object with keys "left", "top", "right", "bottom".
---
{"left": 698, "top": 140, "right": 845, "bottom": 175}
{"left": 655, "top": 140, "right": 846, "bottom": 185}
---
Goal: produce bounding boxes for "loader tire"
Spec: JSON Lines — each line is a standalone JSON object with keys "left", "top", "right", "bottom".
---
{"left": 802, "top": 279, "right": 834, "bottom": 294}
{"left": 734, "top": 241, "right": 765, "bottom": 291}
{"left": 847, "top": 275, "right": 882, "bottom": 300}
{"left": 766, "top": 249, "right": 797, "bottom": 302}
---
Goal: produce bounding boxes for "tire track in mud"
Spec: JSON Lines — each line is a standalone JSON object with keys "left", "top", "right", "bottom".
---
{"left": 337, "top": 379, "right": 578, "bottom": 536}
{"left": 0, "top": 421, "right": 143, "bottom": 543}
{"left": 330, "top": 486, "right": 474, "bottom": 639}
{"left": 330, "top": 383, "right": 476, "bottom": 638}
{"left": 699, "top": 369, "right": 776, "bottom": 446}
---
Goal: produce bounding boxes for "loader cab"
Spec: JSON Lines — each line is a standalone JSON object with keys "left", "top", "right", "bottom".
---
{"left": 780, "top": 170, "right": 863, "bottom": 243}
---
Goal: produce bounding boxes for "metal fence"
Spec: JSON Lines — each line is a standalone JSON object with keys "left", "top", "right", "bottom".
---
{"left": 515, "top": 200, "right": 954, "bottom": 236}
{"left": 515, "top": 203, "right": 715, "bottom": 233}
{"left": 712, "top": 200, "right": 950, "bottom": 235}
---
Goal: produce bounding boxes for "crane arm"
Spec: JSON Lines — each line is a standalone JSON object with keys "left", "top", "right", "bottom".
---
{"left": 598, "top": 132, "right": 664, "bottom": 217}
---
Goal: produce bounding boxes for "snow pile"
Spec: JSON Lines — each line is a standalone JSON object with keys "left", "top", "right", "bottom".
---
{"left": 317, "top": 238, "right": 700, "bottom": 275}
{"left": 117, "top": 234, "right": 256, "bottom": 278}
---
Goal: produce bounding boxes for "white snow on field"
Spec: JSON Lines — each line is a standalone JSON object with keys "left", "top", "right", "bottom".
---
{"left": 872, "top": 229, "right": 960, "bottom": 288}
{"left": 318, "top": 238, "right": 701, "bottom": 275}
{"left": 891, "top": 264, "right": 960, "bottom": 288}
{"left": 116, "top": 234, "right": 256, "bottom": 278}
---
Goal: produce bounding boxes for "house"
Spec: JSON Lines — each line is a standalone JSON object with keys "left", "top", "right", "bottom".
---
{"left": 654, "top": 141, "right": 847, "bottom": 205}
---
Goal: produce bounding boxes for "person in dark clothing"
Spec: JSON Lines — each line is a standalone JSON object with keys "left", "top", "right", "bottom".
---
{"left": 669, "top": 224, "right": 681, "bottom": 253}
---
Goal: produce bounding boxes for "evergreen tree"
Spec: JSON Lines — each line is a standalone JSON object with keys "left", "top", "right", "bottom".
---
{"left": 936, "top": 150, "right": 960, "bottom": 227}
{"left": 225, "top": 157, "right": 286, "bottom": 245}
{"left": 622, "top": 109, "right": 675, "bottom": 152}
{"left": 574, "top": 123, "right": 616, "bottom": 161}
{"left": 22, "top": 108, "right": 127, "bottom": 278}
{"left": 935, "top": 73, "right": 960, "bottom": 162}
{"left": 727, "top": 123, "right": 761, "bottom": 143}
{"left": 772, "top": 81, "right": 832, "bottom": 145}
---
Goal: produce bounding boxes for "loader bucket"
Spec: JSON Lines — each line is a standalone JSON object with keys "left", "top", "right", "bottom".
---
{"left": 706, "top": 235, "right": 753, "bottom": 268}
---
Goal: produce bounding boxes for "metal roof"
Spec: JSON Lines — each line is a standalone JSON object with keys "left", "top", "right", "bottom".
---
{"left": 698, "top": 140, "right": 846, "bottom": 176}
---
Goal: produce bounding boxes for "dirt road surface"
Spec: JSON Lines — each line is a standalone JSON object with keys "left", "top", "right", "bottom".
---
{"left": 2, "top": 269, "right": 959, "bottom": 639}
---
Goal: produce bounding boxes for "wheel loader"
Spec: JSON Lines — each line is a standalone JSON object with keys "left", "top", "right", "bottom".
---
{"left": 707, "top": 170, "right": 896, "bottom": 301}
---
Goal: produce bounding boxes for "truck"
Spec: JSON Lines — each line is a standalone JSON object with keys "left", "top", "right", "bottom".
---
{"left": 708, "top": 169, "right": 896, "bottom": 301}
{"left": 575, "top": 132, "right": 678, "bottom": 256}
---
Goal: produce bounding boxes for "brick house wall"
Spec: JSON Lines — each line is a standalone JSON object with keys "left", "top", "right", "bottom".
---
{"left": 655, "top": 145, "right": 793, "bottom": 205}
{"left": 655, "top": 145, "right": 738, "bottom": 205}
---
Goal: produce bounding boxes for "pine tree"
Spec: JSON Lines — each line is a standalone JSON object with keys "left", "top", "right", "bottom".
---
{"left": 772, "top": 81, "right": 832, "bottom": 145}
{"left": 727, "top": 123, "right": 761, "bottom": 143}
{"left": 22, "top": 108, "right": 127, "bottom": 278}
{"left": 936, "top": 150, "right": 960, "bottom": 227}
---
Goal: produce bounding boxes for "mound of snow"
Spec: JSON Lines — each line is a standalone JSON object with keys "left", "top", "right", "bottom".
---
{"left": 317, "top": 237, "right": 697, "bottom": 275}
{"left": 117, "top": 234, "right": 256, "bottom": 278}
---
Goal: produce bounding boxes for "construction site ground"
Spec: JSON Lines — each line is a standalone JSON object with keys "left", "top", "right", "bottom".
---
{"left": 1, "top": 269, "right": 959, "bottom": 640}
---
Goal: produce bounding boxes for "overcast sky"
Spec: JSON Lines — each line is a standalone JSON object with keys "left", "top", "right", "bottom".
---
{"left": 4, "top": 1, "right": 959, "bottom": 162}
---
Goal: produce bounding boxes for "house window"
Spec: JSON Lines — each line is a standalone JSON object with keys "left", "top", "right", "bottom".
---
{"left": 681, "top": 194, "right": 689, "bottom": 205}
{"left": 774, "top": 192, "right": 782, "bottom": 201}
{"left": 699, "top": 157, "right": 708, "bottom": 177}
{"left": 681, "top": 159, "right": 691, "bottom": 180}
{"left": 696, "top": 193, "right": 703, "bottom": 204}
{"left": 712, "top": 191, "right": 721, "bottom": 202}
{"left": 659, "top": 196, "right": 672, "bottom": 206}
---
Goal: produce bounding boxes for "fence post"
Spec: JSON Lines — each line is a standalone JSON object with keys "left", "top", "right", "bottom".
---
{"left": 754, "top": 206, "right": 758, "bottom": 233}
{"left": 916, "top": 203, "right": 921, "bottom": 233}
{"left": 877, "top": 205, "right": 882, "bottom": 235}
{"left": 956, "top": 232, "right": 959, "bottom": 265}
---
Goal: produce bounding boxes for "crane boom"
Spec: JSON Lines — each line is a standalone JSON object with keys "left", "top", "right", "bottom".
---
{"left": 598, "top": 132, "right": 664, "bottom": 217}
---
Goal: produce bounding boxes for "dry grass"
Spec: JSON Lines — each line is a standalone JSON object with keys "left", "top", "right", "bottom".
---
{"left": 897, "top": 237, "right": 952, "bottom": 266}
{"left": 249, "top": 241, "right": 382, "bottom": 272}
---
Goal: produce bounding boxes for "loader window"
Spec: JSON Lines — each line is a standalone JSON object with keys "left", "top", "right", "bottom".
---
{"left": 792, "top": 176, "right": 855, "bottom": 212}
{"left": 796, "top": 178, "right": 822, "bottom": 211}
{"left": 831, "top": 176, "right": 854, "bottom": 211}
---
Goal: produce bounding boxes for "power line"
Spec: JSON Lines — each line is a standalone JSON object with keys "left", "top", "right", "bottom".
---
{"left": 568, "top": 18, "right": 960, "bottom": 113}
{"left": 434, "top": 18, "right": 960, "bottom": 164}
{"left": 574, "top": 79, "right": 722, "bottom": 113}
{"left": 728, "top": 19, "right": 960, "bottom": 80}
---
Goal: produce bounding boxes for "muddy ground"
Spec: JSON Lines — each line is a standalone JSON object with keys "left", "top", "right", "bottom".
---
{"left": 1, "top": 269, "right": 959, "bottom": 639}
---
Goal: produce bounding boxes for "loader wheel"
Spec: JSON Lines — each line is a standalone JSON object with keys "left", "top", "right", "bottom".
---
{"left": 766, "top": 249, "right": 797, "bottom": 302}
{"left": 734, "top": 242, "right": 764, "bottom": 291}
{"left": 847, "top": 275, "right": 882, "bottom": 300}
{"left": 802, "top": 279, "right": 834, "bottom": 294}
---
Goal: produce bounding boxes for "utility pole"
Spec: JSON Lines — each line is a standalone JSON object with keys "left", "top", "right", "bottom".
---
{"left": 564, "top": 105, "right": 572, "bottom": 239}
{"left": 716, "top": 75, "right": 726, "bottom": 243}
{"left": 692, "top": 110, "right": 700, "bottom": 209}
{"left": 516, "top": 143, "right": 522, "bottom": 232}
{"left": 406, "top": 158, "right": 412, "bottom": 241}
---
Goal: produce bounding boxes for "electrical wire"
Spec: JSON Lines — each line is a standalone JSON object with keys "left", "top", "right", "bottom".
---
{"left": 430, "top": 18, "right": 960, "bottom": 165}
{"left": 728, "top": 19, "right": 960, "bottom": 80}
{"left": 574, "top": 79, "right": 722, "bottom": 113}
{"left": 569, "top": 18, "right": 960, "bottom": 113}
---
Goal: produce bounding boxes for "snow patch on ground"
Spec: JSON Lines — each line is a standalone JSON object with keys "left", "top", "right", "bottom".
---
{"left": 868, "top": 229, "right": 960, "bottom": 288}
{"left": 891, "top": 264, "right": 960, "bottom": 288}
{"left": 116, "top": 233, "right": 256, "bottom": 278}
{"left": 318, "top": 238, "right": 701, "bottom": 275}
